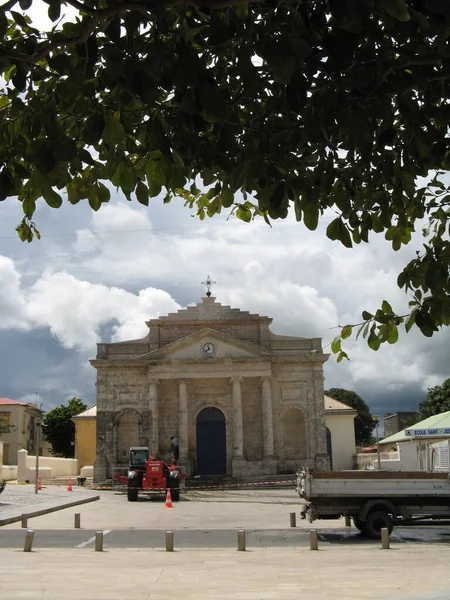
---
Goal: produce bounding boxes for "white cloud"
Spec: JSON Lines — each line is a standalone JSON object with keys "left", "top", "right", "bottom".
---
{"left": 1, "top": 199, "right": 448, "bottom": 413}
{"left": 0, "top": 263, "right": 180, "bottom": 352}
{"left": 0, "top": 257, "right": 30, "bottom": 330}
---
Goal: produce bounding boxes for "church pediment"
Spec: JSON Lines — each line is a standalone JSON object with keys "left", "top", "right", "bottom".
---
{"left": 140, "top": 328, "right": 271, "bottom": 361}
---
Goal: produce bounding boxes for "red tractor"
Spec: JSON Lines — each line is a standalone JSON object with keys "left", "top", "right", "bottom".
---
{"left": 114, "top": 447, "right": 184, "bottom": 502}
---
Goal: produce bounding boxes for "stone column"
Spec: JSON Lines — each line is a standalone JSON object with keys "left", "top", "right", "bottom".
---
{"left": 178, "top": 379, "right": 189, "bottom": 461}
{"left": 148, "top": 379, "right": 160, "bottom": 456}
{"left": 230, "top": 376, "right": 244, "bottom": 458}
{"left": 261, "top": 376, "right": 274, "bottom": 457}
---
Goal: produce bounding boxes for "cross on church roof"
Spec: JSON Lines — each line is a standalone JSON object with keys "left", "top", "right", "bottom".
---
{"left": 201, "top": 275, "right": 216, "bottom": 298}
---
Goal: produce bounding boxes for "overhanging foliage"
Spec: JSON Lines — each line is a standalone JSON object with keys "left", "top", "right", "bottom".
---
{"left": 1, "top": 0, "right": 449, "bottom": 354}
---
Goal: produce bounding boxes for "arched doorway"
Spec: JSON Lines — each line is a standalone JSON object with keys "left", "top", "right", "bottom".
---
{"left": 196, "top": 407, "right": 226, "bottom": 476}
{"left": 326, "top": 427, "right": 333, "bottom": 470}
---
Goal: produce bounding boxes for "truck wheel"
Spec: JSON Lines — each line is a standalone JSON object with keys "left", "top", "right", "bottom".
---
{"left": 362, "top": 511, "right": 393, "bottom": 539}
{"left": 353, "top": 518, "right": 365, "bottom": 532}
{"left": 127, "top": 488, "right": 138, "bottom": 502}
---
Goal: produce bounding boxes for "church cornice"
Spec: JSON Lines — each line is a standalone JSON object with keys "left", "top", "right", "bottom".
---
{"left": 90, "top": 353, "right": 328, "bottom": 369}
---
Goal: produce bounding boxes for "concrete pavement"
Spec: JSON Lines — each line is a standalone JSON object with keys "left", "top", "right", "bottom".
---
{"left": 1, "top": 487, "right": 450, "bottom": 599}
{"left": 0, "top": 545, "right": 450, "bottom": 599}
{"left": 0, "top": 483, "right": 100, "bottom": 525}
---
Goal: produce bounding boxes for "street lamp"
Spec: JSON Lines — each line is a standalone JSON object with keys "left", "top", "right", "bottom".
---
{"left": 373, "top": 415, "right": 381, "bottom": 471}
{"left": 34, "top": 418, "right": 41, "bottom": 494}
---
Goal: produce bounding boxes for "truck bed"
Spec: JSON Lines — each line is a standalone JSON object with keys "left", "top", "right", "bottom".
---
{"left": 298, "top": 469, "right": 450, "bottom": 499}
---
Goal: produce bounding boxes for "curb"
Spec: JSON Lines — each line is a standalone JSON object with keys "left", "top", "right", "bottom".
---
{"left": 0, "top": 495, "right": 100, "bottom": 527}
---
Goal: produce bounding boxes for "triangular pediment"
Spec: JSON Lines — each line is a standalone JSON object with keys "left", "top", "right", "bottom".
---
{"left": 140, "top": 328, "right": 271, "bottom": 361}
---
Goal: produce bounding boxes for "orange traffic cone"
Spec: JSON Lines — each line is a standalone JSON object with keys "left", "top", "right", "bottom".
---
{"left": 37, "top": 477, "right": 42, "bottom": 491}
{"left": 165, "top": 488, "right": 173, "bottom": 508}
{"left": 67, "top": 477, "right": 73, "bottom": 492}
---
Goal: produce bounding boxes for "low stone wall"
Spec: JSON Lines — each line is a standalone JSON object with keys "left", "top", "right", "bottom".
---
{"left": 355, "top": 452, "right": 399, "bottom": 470}
{"left": 1, "top": 465, "right": 18, "bottom": 480}
{"left": 17, "top": 449, "right": 79, "bottom": 482}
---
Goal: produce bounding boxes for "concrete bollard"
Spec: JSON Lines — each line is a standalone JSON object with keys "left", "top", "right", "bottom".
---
{"left": 309, "top": 530, "right": 318, "bottom": 551}
{"left": 74, "top": 513, "right": 81, "bottom": 529}
{"left": 21, "top": 515, "right": 28, "bottom": 529}
{"left": 95, "top": 531, "right": 103, "bottom": 552}
{"left": 237, "top": 529, "right": 246, "bottom": 551}
{"left": 23, "top": 529, "right": 34, "bottom": 552}
{"left": 166, "top": 531, "right": 174, "bottom": 552}
{"left": 345, "top": 515, "right": 351, "bottom": 527}
{"left": 381, "top": 527, "right": 390, "bottom": 549}
{"left": 290, "top": 512, "right": 297, "bottom": 528}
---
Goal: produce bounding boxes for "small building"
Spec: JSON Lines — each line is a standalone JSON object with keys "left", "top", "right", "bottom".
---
{"left": 324, "top": 396, "right": 357, "bottom": 471}
{"left": 383, "top": 412, "right": 418, "bottom": 438}
{"left": 378, "top": 411, "right": 450, "bottom": 471}
{"left": 0, "top": 398, "right": 46, "bottom": 464}
{"left": 72, "top": 406, "right": 97, "bottom": 469}
{"left": 73, "top": 397, "right": 356, "bottom": 473}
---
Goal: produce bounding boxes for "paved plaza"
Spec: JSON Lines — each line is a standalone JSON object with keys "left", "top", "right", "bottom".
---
{"left": 0, "top": 485, "right": 450, "bottom": 599}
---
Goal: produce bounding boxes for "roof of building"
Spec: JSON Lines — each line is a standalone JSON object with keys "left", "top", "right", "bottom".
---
{"left": 324, "top": 395, "right": 357, "bottom": 413}
{"left": 73, "top": 405, "right": 97, "bottom": 419}
{"left": 0, "top": 397, "right": 35, "bottom": 407}
{"left": 380, "top": 410, "right": 450, "bottom": 445}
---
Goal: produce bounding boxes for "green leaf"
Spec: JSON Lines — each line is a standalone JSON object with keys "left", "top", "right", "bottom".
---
{"left": 43, "top": 188, "right": 63, "bottom": 209}
{"left": 11, "top": 11, "right": 28, "bottom": 27}
{"left": 148, "top": 180, "right": 162, "bottom": 197}
{"left": 331, "top": 337, "right": 341, "bottom": 354}
{"left": 337, "top": 351, "right": 349, "bottom": 363}
{"left": 135, "top": 180, "right": 149, "bottom": 206}
{"left": 234, "top": 1, "right": 248, "bottom": 19}
{"left": 362, "top": 311, "right": 373, "bottom": 320}
{"left": 341, "top": 325, "right": 352, "bottom": 340}
{"left": 387, "top": 324, "right": 399, "bottom": 344}
{"left": 23, "top": 197, "right": 36, "bottom": 219}
{"left": 236, "top": 205, "right": 252, "bottom": 222}
{"left": 405, "top": 311, "right": 416, "bottom": 333}
{"left": 103, "top": 116, "right": 125, "bottom": 145}
{"left": 383, "top": 0, "right": 410, "bottom": 22}
{"left": 48, "top": 0, "right": 61, "bottom": 22}
{"left": 326, "top": 217, "right": 352, "bottom": 248}
{"left": 368, "top": 327, "right": 381, "bottom": 351}
{"left": 119, "top": 166, "right": 135, "bottom": 192}
{"left": 0, "top": 12, "right": 7, "bottom": 38}
{"left": 303, "top": 202, "right": 319, "bottom": 231}
{"left": 97, "top": 183, "right": 110, "bottom": 204}
{"left": 381, "top": 300, "right": 393, "bottom": 313}
{"left": 88, "top": 185, "right": 102, "bottom": 211}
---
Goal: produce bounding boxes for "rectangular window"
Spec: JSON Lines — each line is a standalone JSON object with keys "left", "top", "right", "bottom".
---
{"left": 0, "top": 411, "right": 11, "bottom": 425}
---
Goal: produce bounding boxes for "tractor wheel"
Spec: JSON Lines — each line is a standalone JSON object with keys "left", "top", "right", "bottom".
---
{"left": 127, "top": 487, "right": 138, "bottom": 502}
{"left": 361, "top": 511, "right": 393, "bottom": 539}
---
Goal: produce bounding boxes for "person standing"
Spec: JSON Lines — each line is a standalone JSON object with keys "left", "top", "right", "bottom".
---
{"left": 171, "top": 436, "right": 179, "bottom": 462}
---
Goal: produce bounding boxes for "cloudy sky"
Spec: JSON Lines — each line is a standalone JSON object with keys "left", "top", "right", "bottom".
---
{"left": 1, "top": 181, "right": 448, "bottom": 420}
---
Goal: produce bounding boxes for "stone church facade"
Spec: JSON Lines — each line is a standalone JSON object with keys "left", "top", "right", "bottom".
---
{"left": 90, "top": 297, "right": 330, "bottom": 483}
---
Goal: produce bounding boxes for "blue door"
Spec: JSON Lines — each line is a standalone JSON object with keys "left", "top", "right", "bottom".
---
{"left": 196, "top": 407, "right": 226, "bottom": 476}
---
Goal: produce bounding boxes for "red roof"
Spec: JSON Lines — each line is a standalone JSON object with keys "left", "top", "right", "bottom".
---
{"left": 0, "top": 398, "right": 23, "bottom": 405}
{"left": 0, "top": 398, "right": 37, "bottom": 407}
